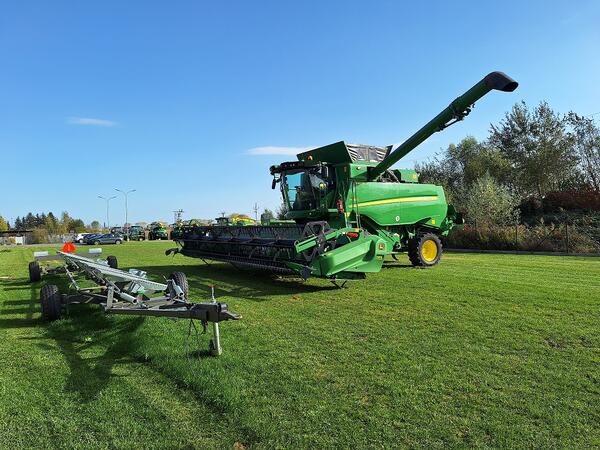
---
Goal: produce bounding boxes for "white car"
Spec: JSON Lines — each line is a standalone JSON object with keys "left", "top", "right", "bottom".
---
{"left": 73, "top": 233, "right": 91, "bottom": 244}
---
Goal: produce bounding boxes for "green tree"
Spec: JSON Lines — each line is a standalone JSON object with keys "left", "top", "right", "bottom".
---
{"left": 448, "top": 137, "right": 511, "bottom": 187}
{"left": 463, "top": 173, "right": 520, "bottom": 226}
{"left": 24, "top": 212, "right": 35, "bottom": 228}
{"left": 0, "top": 216, "right": 9, "bottom": 232}
{"left": 60, "top": 211, "right": 72, "bottom": 233}
{"left": 489, "top": 101, "right": 580, "bottom": 197}
{"left": 90, "top": 220, "right": 101, "bottom": 230}
{"left": 416, "top": 136, "right": 511, "bottom": 206}
{"left": 44, "top": 215, "right": 60, "bottom": 234}
{"left": 261, "top": 208, "right": 274, "bottom": 222}
{"left": 566, "top": 112, "right": 600, "bottom": 191}
{"left": 70, "top": 219, "right": 86, "bottom": 232}
{"left": 276, "top": 202, "right": 289, "bottom": 220}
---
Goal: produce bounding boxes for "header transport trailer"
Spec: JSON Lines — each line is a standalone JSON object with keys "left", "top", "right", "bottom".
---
{"left": 170, "top": 72, "right": 518, "bottom": 282}
{"left": 29, "top": 247, "right": 239, "bottom": 355}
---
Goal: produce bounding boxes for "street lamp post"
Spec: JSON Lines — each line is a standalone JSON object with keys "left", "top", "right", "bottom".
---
{"left": 115, "top": 188, "right": 136, "bottom": 239}
{"left": 98, "top": 195, "right": 117, "bottom": 230}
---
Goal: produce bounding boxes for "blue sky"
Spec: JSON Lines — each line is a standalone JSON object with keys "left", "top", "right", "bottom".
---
{"left": 1, "top": 1, "right": 599, "bottom": 226}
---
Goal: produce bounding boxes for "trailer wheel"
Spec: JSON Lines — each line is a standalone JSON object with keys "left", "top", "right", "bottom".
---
{"left": 408, "top": 233, "right": 442, "bottom": 267}
{"left": 29, "top": 261, "right": 42, "bottom": 282}
{"left": 40, "top": 284, "right": 62, "bottom": 321}
{"left": 169, "top": 272, "right": 189, "bottom": 298}
{"left": 107, "top": 255, "right": 118, "bottom": 269}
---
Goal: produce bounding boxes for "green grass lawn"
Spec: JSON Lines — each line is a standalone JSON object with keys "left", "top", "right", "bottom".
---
{"left": 1, "top": 242, "right": 599, "bottom": 448}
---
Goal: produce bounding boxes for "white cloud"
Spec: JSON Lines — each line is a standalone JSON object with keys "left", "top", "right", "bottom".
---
{"left": 67, "top": 117, "right": 117, "bottom": 127}
{"left": 246, "top": 146, "right": 309, "bottom": 156}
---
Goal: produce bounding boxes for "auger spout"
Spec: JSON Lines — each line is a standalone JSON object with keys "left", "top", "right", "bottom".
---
{"left": 368, "top": 71, "right": 518, "bottom": 181}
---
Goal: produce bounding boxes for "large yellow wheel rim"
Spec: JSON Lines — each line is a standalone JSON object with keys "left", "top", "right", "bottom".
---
{"left": 421, "top": 239, "right": 438, "bottom": 263}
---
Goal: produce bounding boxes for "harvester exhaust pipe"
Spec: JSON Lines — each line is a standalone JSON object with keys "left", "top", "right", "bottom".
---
{"left": 368, "top": 71, "right": 518, "bottom": 180}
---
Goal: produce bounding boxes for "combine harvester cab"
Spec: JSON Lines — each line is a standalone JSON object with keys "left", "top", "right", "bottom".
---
{"left": 172, "top": 72, "right": 518, "bottom": 281}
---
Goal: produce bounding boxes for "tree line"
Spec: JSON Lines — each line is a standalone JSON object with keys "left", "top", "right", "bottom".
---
{"left": 0, "top": 211, "right": 103, "bottom": 234}
{"left": 416, "top": 101, "right": 600, "bottom": 226}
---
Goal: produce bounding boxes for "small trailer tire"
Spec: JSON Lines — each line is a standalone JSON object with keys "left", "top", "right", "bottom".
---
{"left": 169, "top": 271, "right": 189, "bottom": 298}
{"left": 29, "top": 261, "right": 42, "bottom": 283}
{"left": 40, "top": 284, "right": 62, "bottom": 321}
{"left": 107, "top": 256, "right": 118, "bottom": 269}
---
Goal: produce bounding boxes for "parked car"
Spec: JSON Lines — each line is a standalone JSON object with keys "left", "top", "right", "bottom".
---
{"left": 73, "top": 233, "right": 93, "bottom": 244}
{"left": 85, "top": 233, "right": 124, "bottom": 245}
{"left": 82, "top": 233, "right": 102, "bottom": 244}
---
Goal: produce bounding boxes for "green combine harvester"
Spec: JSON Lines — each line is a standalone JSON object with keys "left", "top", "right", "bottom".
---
{"left": 215, "top": 214, "right": 257, "bottom": 226}
{"left": 171, "top": 72, "right": 518, "bottom": 281}
{"left": 148, "top": 222, "right": 169, "bottom": 240}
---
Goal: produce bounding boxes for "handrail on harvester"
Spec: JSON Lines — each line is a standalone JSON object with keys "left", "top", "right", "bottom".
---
{"left": 368, "top": 71, "right": 518, "bottom": 181}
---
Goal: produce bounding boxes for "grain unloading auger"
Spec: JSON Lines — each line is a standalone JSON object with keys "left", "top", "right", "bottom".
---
{"left": 170, "top": 72, "right": 518, "bottom": 281}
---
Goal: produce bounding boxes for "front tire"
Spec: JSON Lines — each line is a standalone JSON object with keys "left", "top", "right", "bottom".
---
{"left": 40, "top": 284, "right": 62, "bottom": 321}
{"left": 107, "top": 255, "right": 118, "bottom": 269}
{"left": 408, "top": 232, "right": 442, "bottom": 267}
{"left": 169, "top": 271, "right": 189, "bottom": 298}
{"left": 94, "top": 241, "right": 100, "bottom": 245}
{"left": 115, "top": 240, "right": 122, "bottom": 245}
{"left": 29, "top": 261, "right": 41, "bottom": 282}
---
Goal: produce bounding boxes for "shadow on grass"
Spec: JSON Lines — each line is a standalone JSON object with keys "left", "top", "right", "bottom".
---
{"left": 382, "top": 263, "right": 414, "bottom": 269}
{"left": 39, "top": 311, "right": 145, "bottom": 402}
{"left": 0, "top": 276, "right": 47, "bottom": 326}
{"left": 186, "top": 348, "right": 213, "bottom": 359}
{"left": 2, "top": 275, "right": 261, "bottom": 444}
{"left": 136, "top": 262, "right": 339, "bottom": 301}
{"left": 1, "top": 276, "right": 146, "bottom": 402}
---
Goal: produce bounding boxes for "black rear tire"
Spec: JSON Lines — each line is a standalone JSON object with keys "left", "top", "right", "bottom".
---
{"left": 40, "top": 284, "right": 62, "bottom": 321}
{"left": 408, "top": 232, "right": 443, "bottom": 267}
{"left": 107, "top": 255, "right": 118, "bottom": 269}
{"left": 29, "top": 261, "right": 41, "bottom": 283}
{"left": 169, "top": 271, "right": 189, "bottom": 298}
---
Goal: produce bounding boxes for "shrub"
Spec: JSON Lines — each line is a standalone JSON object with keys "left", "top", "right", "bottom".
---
{"left": 30, "top": 228, "right": 49, "bottom": 244}
{"left": 543, "top": 189, "right": 600, "bottom": 212}
{"left": 446, "top": 223, "right": 599, "bottom": 253}
{"left": 463, "top": 173, "right": 520, "bottom": 226}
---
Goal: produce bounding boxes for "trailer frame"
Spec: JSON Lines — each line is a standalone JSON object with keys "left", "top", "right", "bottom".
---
{"left": 32, "top": 249, "right": 239, "bottom": 356}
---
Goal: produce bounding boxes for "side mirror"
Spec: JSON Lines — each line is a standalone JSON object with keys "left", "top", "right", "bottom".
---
{"left": 321, "top": 166, "right": 330, "bottom": 179}
{"left": 271, "top": 178, "right": 278, "bottom": 190}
